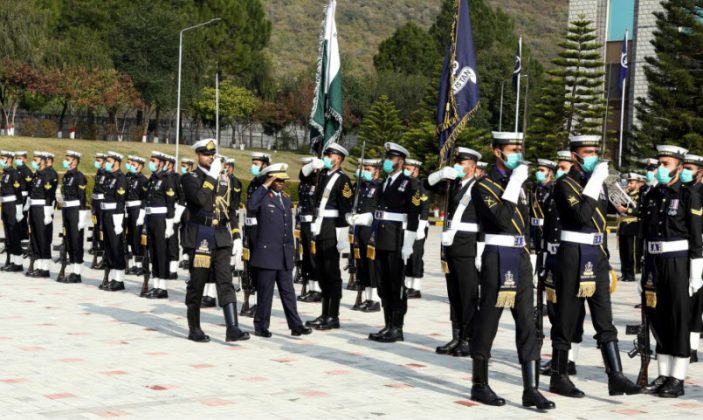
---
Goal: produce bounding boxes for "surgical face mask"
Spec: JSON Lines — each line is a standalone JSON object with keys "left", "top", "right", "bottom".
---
{"left": 148, "top": 162, "right": 158, "bottom": 173}
{"left": 680, "top": 168, "right": 695, "bottom": 184}
{"left": 104, "top": 162, "right": 113, "bottom": 172}
{"left": 556, "top": 169, "right": 566, "bottom": 179}
{"left": 535, "top": 171, "right": 547, "bottom": 184}
{"left": 646, "top": 171, "right": 656, "bottom": 185}
{"left": 360, "top": 170, "right": 371, "bottom": 182}
{"left": 31, "top": 161, "right": 40, "bottom": 170}
{"left": 501, "top": 152, "right": 523, "bottom": 170}
{"left": 94, "top": 161, "right": 101, "bottom": 170}
{"left": 323, "top": 156, "right": 333, "bottom": 169}
{"left": 403, "top": 169, "right": 411, "bottom": 177}
{"left": 181, "top": 167, "right": 188, "bottom": 175}
{"left": 577, "top": 155, "right": 599, "bottom": 173}
{"left": 655, "top": 165, "right": 674, "bottom": 184}
{"left": 162, "top": 164, "right": 169, "bottom": 172}
{"left": 382, "top": 159, "right": 394, "bottom": 174}
{"left": 0, "top": 160, "right": 7, "bottom": 169}
{"left": 250, "top": 164, "right": 261, "bottom": 177}
{"left": 124, "top": 163, "right": 132, "bottom": 172}
{"left": 453, "top": 164, "right": 465, "bottom": 179}
{"left": 14, "top": 160, "right": 23, "bottom": 167}
{"left": 62, "top": 160, "right": 70, "bottom": 169}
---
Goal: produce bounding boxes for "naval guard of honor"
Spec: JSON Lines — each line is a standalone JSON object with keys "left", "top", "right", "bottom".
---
{"left": 90, "top": 152, "right": 108, "bottom": 269}
{"left": 181, "top": 139, "right": 249, "bottom": 342}
{"left": 98, "top": 152, "right": 127, "bottom": 291}
{"left": 296, "top": 156, "right": 322, "bottom": 302}
{"left": 26, "top": 151, "right": 57, "bottom": 278}
{"left": 550, "top": 135, "right": 640, "bottom": 398}
{"left": 426, "top": 147, "right": 482, "bottom": 357}
{"left": 640, "top": 146, "right": 702, "bottom": 397}
{"left": 469, "top": 132, "right": 554, "bottom": 410}
{"left": 616, "top": 173, "right": 645, "bottom": 282}
{"left": 14, "top": 151, "right": 33, "bottom": 255}
{"left": 57, "top": 151, "right": 89, "bottom": 283}
{"left": 124, "top": 156, "right": 148, "bottom": 276}
{"left": 1, "top": 151, "right": 27, "bottom": 272}
{"left": 403, "top": 159, "right": 429, "bottom": 299}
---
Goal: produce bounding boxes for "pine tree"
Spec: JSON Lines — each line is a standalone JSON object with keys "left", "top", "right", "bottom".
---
{"left": 635, "top": 0, "right": 703, "bottom": 156}
{"left": 357, "top": 95, "right": 404, "bottom": 158}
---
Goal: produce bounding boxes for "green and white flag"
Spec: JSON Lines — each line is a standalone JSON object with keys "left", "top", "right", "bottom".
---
{"left": 309, "top": 0, "right": 343, "bottom": 155}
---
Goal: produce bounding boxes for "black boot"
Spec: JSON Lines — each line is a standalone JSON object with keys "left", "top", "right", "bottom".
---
{"left": 522, "top": 361, "right": 555, "bottom": 410}
{"left": 223, "top": 302, "right": 250, "bottom": 341}
{"left": 601, "top": 341, "right": 641, "bottom": 395}
{"left": 549, "top": 349, "right": 585, "bottom": 398}
{"left": 186, "top": 305, "right": 210, "bottom": 342}
{"left": 645, "top": 375, "right": 669, "bottom": 394}
{"left": 658, "top": 377, "right": 684, "bottom": 398}
{"left": 318, "top": 297, "right": 340, "bottom": 330}
{"left": 305, "top": 297, "right": 328, "bottom": 328}
{"left": 470, "top": 357, "right": 505, "bottom": 406}
{"left": 691, "top": 350, "right": 698, "bottom": 363}
{"left": 201, "top": 296, "right": 216, "bottom": 308}
{"left": 369, "top": 302, "right": 391, "bottom": 341}
{"left": 436, "top": 326, "right": 460, "bottom": 355}
{"left": 376, "top": 310, "right": 404, "bottom": 343}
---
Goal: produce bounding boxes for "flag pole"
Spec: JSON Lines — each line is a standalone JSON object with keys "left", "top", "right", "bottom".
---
{"left": 514, "top": 36, "right": 522, "bottom": 133}
{"left": 499, "top": 80, "right": 505, "bottom": 131}
{"left": 618, "top": 30, "right": 628, "bottom": 168}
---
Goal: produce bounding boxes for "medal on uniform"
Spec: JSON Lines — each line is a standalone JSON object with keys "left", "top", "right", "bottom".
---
{"left": 668, "top": 199, "right": 679, "bottom": 216}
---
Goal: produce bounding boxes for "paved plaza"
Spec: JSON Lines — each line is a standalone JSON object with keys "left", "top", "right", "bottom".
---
{"left": 1, "top": 226, "right": 701, "bottom": 418}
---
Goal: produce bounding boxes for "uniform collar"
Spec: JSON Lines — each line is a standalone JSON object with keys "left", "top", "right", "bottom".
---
{"left": 489, "top": 165, "right": 510, "bottom": 183}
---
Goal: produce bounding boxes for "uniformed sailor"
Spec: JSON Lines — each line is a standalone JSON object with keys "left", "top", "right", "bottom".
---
{"left": 99, "top": 151, "right": 128, "bottom": 291}
{"left": 57, "top": 151, "right": 88, "bottom": 283}
{"left": 403, "top": 159, "right": 429, "bottom": 299}
{"left": 0, "top": 151, "right": 26, "bottom": 272}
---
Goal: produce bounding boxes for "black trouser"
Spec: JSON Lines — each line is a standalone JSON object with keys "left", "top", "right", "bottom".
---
{"left": 126, "top": 206, "right": 142, "bottom": 257}
{"left": 254, "top": 268, "right": 304, "bottom": 331}
{"left": 618, "top": 234, "right": 637, "bottom": 281}
{"left": 101, "top": 210, "right": 126, "bottom": 270}
{"left": 375, "top": 249, "right": 407, "bottom": 321}
{"left": 445, "top": 253, "right": 479, "bottom": 338}
{"left": 91, "top": 200, "right": 103, "bottom": 252}
{"left": 146, "top": 215, "right": 168, "bottom": 279}
{"left": 691, "top": 288, "right": 703, "bottom": 335}
{"left": 62, "top": 207, "right": 84, "bottom": 264}
{"left": 20, "top": 197, "right": 29, "bottom": 241}
{"left": 168, "top": 229, "right": 179, "bottom": 263}
{"left": 546, "top": 300, "right": 585, "bottom": 343}
{"left": 551, "top": 244, "right": 617, "bottom": 351}
{"left": 405, "top": 236, "right": 426, "bottom": 278}
{"left": 1, "top": 201, "right": 22, "bottom": 256}
{"left": 300, "top": 221, "right": 316, "bottom": 280}
{"left": 471, "top": 249, "right": 539, "bottom": 363}
{"left": 356, "top": 229, "right": 376, "bottom": 288}
{"left": 646, "top": 255, "right": 690, "bottom": 357}
{"left": 185, "top": 247, "right": 236, "bottom": 307}
{"left": 314, "top": 238, "right": 342, "bottom": 299}
{"left": 29, "top": 205, "right": 51, "bottom": 259}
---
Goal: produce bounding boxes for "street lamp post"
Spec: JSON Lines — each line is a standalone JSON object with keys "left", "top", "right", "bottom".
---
{"left": 175, "top": 17, "right": 221, "bottom": 162}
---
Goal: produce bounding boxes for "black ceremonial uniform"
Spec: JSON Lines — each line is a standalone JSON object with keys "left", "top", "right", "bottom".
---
{"left": 44, "top": 165, "right": 59, "bottom": 246}
{"left": 689, "top": 182, "right": 703, "bottom": 361}
{"left": 60, "top": 168, "right": 87, "bottom": 265}
{"left": 1, "top": 166, "right": 26, "bottom": 267}
{"left": 405, "top": 178, "right": 429, "bottom": 290}
{"left": 297, "top": 170, "right": 318, "bottom": 294}
{"left": 168, "top": 171, "right": 183, "bottom": 278}
{"left": 241, "top": 175, "right": 265, "bottom": 314}
{"left": 618, "top": 188, "right": 642, "bottom": 282}
{"left": 100, "top": 169, "right": 127, "bottom": 289}
{"left": 27, "top": 167, "right": 56, "bottom": 270}
{"left": 91, "top": 168, "right": 108, "bottom": 266}
{"left": 17, "top": 163, "right": 33, "bottom": 242}
{"left": 125, "top": 171, "right": 147, "bottom": 270}
{"left": 143, "top": 170, "right": 176, "bottom": 287}
{"left": 351, "top": 177, "right": 381, "bottom": 309}
{"left": 228, "top": 172, "right": 242, "bottom": 241}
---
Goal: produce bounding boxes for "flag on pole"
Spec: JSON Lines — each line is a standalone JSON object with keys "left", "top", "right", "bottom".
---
{"left": 513, "top": 37, "right": 522, "bottom": 90}
{"left": 309, "top": 0, "right": 343, "bottom": 156}
{"left": 618, "top": 31, "right": 629, "bottom": 93}
{"left": 436, "top": 0, "right": 480, "bottom": 163}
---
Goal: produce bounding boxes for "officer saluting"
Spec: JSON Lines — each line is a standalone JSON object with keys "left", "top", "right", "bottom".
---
{"left": 550, "top": 135, "right": 639, "bottom": 398}
{"left": 26, "top": 151, "right": 57, "bottom": 278}
{"left": 99, "top": 152, "right": 128, "bottom": 291}
{"left": 469, "top": 132, "right": 553, "bottom": 410}
{"left": 0, "top": 151, "right": 26, "bottom": 272}
{"left": 366, "top": 143, "right": 420, "bottom": 343}
{"left": 640, "top": 146, "right": 702, "bottom": 397}
{"left": 57, "top": 151, "right": 89, "bottom": 283}
{"left": 181, "top": 139, "right": 249, "bottom": 342}
{"left": 426, "top": 147, "right": 482, "bottom": 357}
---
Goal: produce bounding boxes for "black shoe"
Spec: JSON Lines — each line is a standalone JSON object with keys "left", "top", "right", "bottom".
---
{"left": 471, "top": 357, "right": 505, "bottom": 406}
{"left": 306, "top": 297, "right": 329, "bottom": 328}
{"left": 146, "top": 288, "right": 168, "bottom": 299}
{"left": 125, "top": 266, "right": 137, "bottom": 275}
{"left": 106, "top": 280, "right": 125, "bottom": 291}
{"left": 522, "top": 361, "right": 555, "bottom": 410}
{"left": 299, "top": 291, "right": 322, "bottom": 303}
{"left": 691, "top": 350, "right": 698, "bottom": 363}
{"left": 94, "top": 260, "right": 105, "bottom": 270}
{"left": 361, "top": 301, "right": 380, "bottom": 312}
{"left": 291, "top": 326, "right": 312, "bottom": 336}
{"left": 9, "top": 264, "right": 23, "bottom": 272}
{"left": 178, "top": 260, "right": 189, "bottom": 269}
{"left": 549, "top": 349, "right": 585, "bottom": 398}
{"left": 186, "top": 305, "right": 210, "bottom": 342}
{"left": 0, "top": 264, "right": 13, "bottom": 271}
{"left": 316, "top": 317, "right": 340, "bottom": 331}
{"left": 254, "top": 329, "right": 272, "bottom": 338}
{"left": 133, "top": 267, "right": 145, "bottom": 276}
{"left": 240, "top": 304, "right": 256, "bottom": 318}
{"left": 658, "top": 377, "right": 684, "bottom": 398}
{"left": 223, "top": 302, "right": 250, "bottom": 341}
{"left": 406, "top": 288, "right": 422, "bottom": 299}
{"left": 452, "top": 339, "right": 470, "bottom": 357}
{"left": 55, "top": 274, "right": 67, "bottom": 283}
{"left": 28, "top": 269, "right": 50, "bottom": 278}
{"left": 201, "top": 296, "right": 217, "bottom": 308}
{"left": 540, "top": 360, "right": 553, "bottom": 375}
{"left": 168, "top": 272, "right": 177, "bottom": 280}
{"left": 374, "top": 327, "right": 403, "bottom": 343}
{"left": 436, "top": 328, "right": 460, "bottom": 355}
{"left": 619, "top": 276, "right": 635, "bottom": 282}
{"left": 601, "top": 341, "right": 641, "bottom": 395}
{"left": 645, "top": 375, "right": 669, "bottom": 394}
{"left": 351, "top": 299, "right": 366, "bottom": 311}
{"left": 369, "top": 304, "right": 391, "bottom": 341}
{"left": 568, "top": 361, "right": 577, "bottom": 375}
{"left": 66, "top": 274, "right": 82, "bottom": 283}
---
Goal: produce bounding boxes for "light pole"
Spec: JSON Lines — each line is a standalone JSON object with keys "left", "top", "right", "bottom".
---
{"left": 175, "top": 17, "right": 221, "bottom": 162}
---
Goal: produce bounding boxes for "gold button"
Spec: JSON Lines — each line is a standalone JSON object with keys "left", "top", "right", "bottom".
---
{"left": 212, "top": 219, "right": 219, "bottom": 226}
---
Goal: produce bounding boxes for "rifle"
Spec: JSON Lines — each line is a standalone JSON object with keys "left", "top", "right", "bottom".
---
{"left": 346, "top": 141, "right": 366, "bottom": 293}
{"left": 535, "top": 252, "right": 545, "bottom": 346}
{"left": 239, "top": 230, "right": 255, "bottom": 316}
{"left": 140, "top": 223, "right": 151, "bottom": 297}
{"left": 26, "top": 208, "right": 36, "bottom": 274}
{"left": 55, "top": 228, "right": 68, "bottom": 282}
{"left": 627, "top": 293, "right": 651, "bottom": 386}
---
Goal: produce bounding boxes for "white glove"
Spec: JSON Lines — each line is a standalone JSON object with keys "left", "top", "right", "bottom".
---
{"left": 208, "top": 158, "right": 222, "bottom": 179}
{"left": 637, "top": 279, "right": 643, "bottom": 296}
{"left": 112, "top": 213, "right": 124, "bottom": 236}
{"left": 501, "top": 164, "right": 529, "bottom": 204}
{"left": 232, "top": 238, "right": 243, "bottom": 260}
{"left": 345, "top": 212, "right": 355, "bottom": 226}
{"left": 174, "top": 204, "right": 186, "bottom": 222}
{"left": 43, "top": 206, "right": 53, "bottom": 225}
{"left": 475, "top": 242, "right": 485, "bottom": 272}
{"left": 428, "top": 167, "right": 458, "bottom": 186}
{"left": 401, "top": 231, "right": 417, "bottom": 261}
{"left": 165, "top": 218, "right": 174, "bottom": 238}
{"left": 23, "top": 200, "right": 30, "bottom": 212}
{"left": 530, "top": 253, "right": 538, "bottom": 286}
{"left": 78, "top": 210, "right": 90, "bottom": 230}
{"left": 336, "top": 227, "right": 349, "bottom": 253}
{"left": 689, "top": 258, "right": 703, "bottom": 297}
{"left": 302, "top": 158, "right": 325, "bottom": 176}
{"left": 416, "top": 220, "right": 428, "bottom": 240}
{"left": 583, "top": 161, "right": 609, "bottom": 200}
{"left": 15, "top": 204, "right": 23, "bottom": 222}
{"left": 353, "top": 212, "right": 374, "bottom": 227}
{"left": 136, "top": 209, "right": 145, "bottom": 226}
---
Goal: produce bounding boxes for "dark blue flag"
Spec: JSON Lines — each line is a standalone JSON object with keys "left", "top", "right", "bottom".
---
{"left": 618, "top": 31, "right": 629, "bottom": 93}
{"left": 512, "top": 37, "right": 522, "bottom": 90}
{"left": 436, "top": 0, "right": 480, "bottom": 163}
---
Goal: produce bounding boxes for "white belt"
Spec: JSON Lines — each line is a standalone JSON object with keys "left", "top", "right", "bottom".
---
{"left": 485, "top": 233, "right": 526, "bottom": 248}
{"left": 299, "top": 215, "right": 313, "bottom": 223}
{"left": 546, "top": 242, "right": 560, "bottom": 255}
{"left": 531, "top": 217, "right": 544, "bottom": 227}
{"left": 318, "top": 209, "right": 339, "bottom": 218}
{"left": 92, "top": 194, "right": 104, "bottom": 200}
{"left": 560, "top": 230, "right": 604, "bottom": 246}
{"left": 146, "top": 207, "right": 167, "bottom": 215}
{"left": 446, "top": 220, "right": 479, "bottom": 232}
{"left": 374, "top": 210, "right": 407, "bottom": 223}
{"left": 29, "top": 199, "right": 46, "bottom": 206}
{"left": 100, "top": 202, "right": 117, "bottom": 210}
{"left": 63, "top": 200, "right": 80, "bottom": 208}
{"left": 245, "top": 217, "right": 258, "bottom": 226}
{"left": 647, "top": 239, "right": 688, "bottom": 255}
{"left": 126, "top": 200, "right": 142, "bottom": 208}
{"left": 0, "top": 195, "right": 17, "bottom": 203}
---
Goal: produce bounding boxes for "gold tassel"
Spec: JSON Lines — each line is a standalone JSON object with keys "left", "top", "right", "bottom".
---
{"left": 437, "top": 220, "right": 444, "bottom": 228}
{"left": 354, "top": 247, "right": 360, "bottom": 260}
{"left": 99, "top": 231, "right": 104, "bottom": 241}
{"left": 193, "top": 254, "right": 211, "bottom": 269}
{"left": 348, "top": 234, "right": 354, "bottom": 245}
{"left": 546, "top": 287, "right": 557, "bottom": 304}
{"left": 242, "top": 247, "right": 250, "bottom": 261}
{"left": 140, "top": 233, "right": 147, "bottom": 246}
{"left": 577, "top": 281, "right": 596, "bottom": 298}
{"left": 645, "top": 291, "right": 657, "bottom": 308}
{"left": 297, "top": 243, "right": 303, "bottom": 259}
{"left": 92, "top": 215, "right": 97, "bottom": 225}
{"left": 310, "top": 240, "right": 317, "bottom": 255}
{"left": 294, "top": 228, "right": 300, "bottom": 239}
{"left": 609, "top": 270, "right": 618, "bottom": 294}
{"left": 366, "top": 244, "right": 375, "bottom": 261}
{"left": 441, "top": 259, "right": 449, "bottom": 274}
{"left": 495, "top": 291, "right": 516, "bottom": 308}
